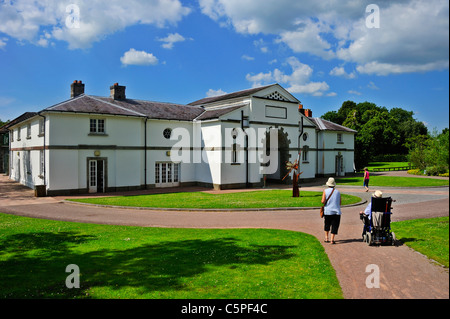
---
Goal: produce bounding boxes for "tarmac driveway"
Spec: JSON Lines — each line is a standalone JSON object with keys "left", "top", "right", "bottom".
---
{"left": 0, "top": 174, "right": 448, "bottom": 299}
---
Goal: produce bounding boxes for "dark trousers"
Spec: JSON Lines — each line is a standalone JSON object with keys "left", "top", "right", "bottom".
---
{"left": 324, "top": 214, "right": 341, "bottom": 235}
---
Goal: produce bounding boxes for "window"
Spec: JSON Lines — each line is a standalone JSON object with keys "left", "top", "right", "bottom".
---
{"left": 90, "top": 119, "right": 106, "bottom": 134}
{"left": 17, "top": 127, "right": 21, "bottom": 140}
{"left": 302, "top": 145, "right": 309, "bottom": 162}
{"left": 26, "top": 150, "right": 31, "bottom": 174}
{"left": 173, "top": 163, "right": 179, "bottom": 182}
{"left": 155, "top": 164, "right": 160, "bottom": 184}
{"left": 39, "top": 150, "right": 44, "bottom": 176}
{"left": 163, "top": 128, "right": 172, "bottom": 139}
{"left": 10, "top": 130, "right": 13, "bottom": 142}
{"left": 232, "top": 128, "right": 238, "bottom": 164}
{"left": 302, "top": 132, "right": 308, "bottom": 141}
{"left": 155, "top": 162, "right": 180, "bottom": 187}
{"left": 26, "top": 123, "right": 31, "bottom": 139}
{"left": 98, "top": 119, "right": 105, "bottom": 133}
{"left": 39, "top": 119, "right": 45, "bottom": 136}
{"left": 337, "top": 133, "right": 343, "bottom": 143}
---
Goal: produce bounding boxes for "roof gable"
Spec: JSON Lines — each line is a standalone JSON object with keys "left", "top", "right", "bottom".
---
{"left": 189, "top": 84, "right": 276, "bottom": 106}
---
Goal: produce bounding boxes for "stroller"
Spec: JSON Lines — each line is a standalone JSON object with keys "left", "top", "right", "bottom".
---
{"left": 360, "top": 197, "right": 396, "bottom": 246}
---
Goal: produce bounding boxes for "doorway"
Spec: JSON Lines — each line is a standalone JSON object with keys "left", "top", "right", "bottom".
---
{"left": 155, "top": 162, "right": 180, "bottom": 187}
{"left": 335, "top": 155, "right": 344, "bottom": 177}
{"left": 88, "top": 159, "right": 106, "bottom": 193}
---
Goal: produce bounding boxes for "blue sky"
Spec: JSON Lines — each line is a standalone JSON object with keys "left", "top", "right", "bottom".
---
{"left": 0, "top": 0, "right": 448, "bottom": 131}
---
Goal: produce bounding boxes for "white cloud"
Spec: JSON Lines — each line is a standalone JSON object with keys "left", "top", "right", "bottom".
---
{"left": 200, "top": 0, "right": 449, "bottom": 76}
{"left": 0, "top": 0, "right": 191, "bottom": 49}
{"left": 206, "top": 89, "right": 227, "bottom": 97}
{"left": 336, "top": 0, "right": 449, "bottom": 75}
{"left": 246, "top": 57, "right": 330, "bottom": 96}
{"left": 277, "top": 19, "right": 334, "bottom": 60}
{"left": 348, "top": 90, "right": 362, "bottom": 96}
{"left": 329, "top": 66, "right": 356, "bottom": 79}
{"left": 367, "top": 81, "right": 379, "bottom": 90}
{"left": 120, "top": 48, "right": 159, "bottom": 66}
{"left": 0, "top": 37, "right": 8, "bottom": 49}
{"left": 157, "top": 32, "right": 190, "bottom": 49}
{"left": 241, "top": 55, "right": 254, "bottom": 61}
{"left": 356, "top": 61, "right": 450, "bottom": 76}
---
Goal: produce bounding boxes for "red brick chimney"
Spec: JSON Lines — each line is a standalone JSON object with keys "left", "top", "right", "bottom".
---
{"left": 304, "top": 109, "right": 313, "bottom": 117}
{"left": 298, "top": 103, "right": 305, "bottom": 115}
{"left": 70, "top": 80, "right": 85, "bottom": 98}
{"left": 110, "top": 82, "right": 126, "bottom": 100}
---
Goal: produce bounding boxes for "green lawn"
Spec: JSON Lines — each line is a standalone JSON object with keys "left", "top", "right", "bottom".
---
{"left": 366, "top": 162, "right": 412, "bottom": 170}
{"left": 0, "top": 213, "right": 342, "bottom": 299}
{"left": 67, "top": 190, "right": 361, "bottom": 209}
{"left": 391, "top": 217, "right": 449, "bottom": 268}
{"left": 336, "top": 176, "right": 448, "bottom": 187}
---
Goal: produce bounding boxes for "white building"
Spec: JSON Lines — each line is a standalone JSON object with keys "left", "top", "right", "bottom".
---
{"left": 6, "top": 81, "right": 356, "bottom": 195}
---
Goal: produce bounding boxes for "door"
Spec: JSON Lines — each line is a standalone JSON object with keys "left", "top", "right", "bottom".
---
{"left": 89, "top": 159, "right": 105, "bottom": 193}
{"left": 155, "top": 162, "right": 179, "bottom": 187}
{"left": 335, "top": 155, "right": 344, "bottom": 177}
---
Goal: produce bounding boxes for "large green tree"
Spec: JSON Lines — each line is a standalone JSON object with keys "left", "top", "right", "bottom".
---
{"left": 321, "top": 101, "right": 428, "bottom": 169}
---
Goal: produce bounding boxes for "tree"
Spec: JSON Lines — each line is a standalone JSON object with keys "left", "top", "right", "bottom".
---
{"left": 321, "top": 101, "right": 428, "bottom": 169}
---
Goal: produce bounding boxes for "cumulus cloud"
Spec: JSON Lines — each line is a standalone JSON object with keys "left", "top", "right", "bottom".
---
{"left": 157, "top": 32, "right": 190, "bottom": 49}
{"left": 246, "top": 57, "right": 330, "bottom": 96}
{"left": 120, "top": 49, "right": 159, "bottom": 66}
{"left": 0, "top": 0, "right": 191, "bottom": 49}
{"left": 329, "top": 66, "right": 356, "bottom": 79}
{"left": 200, "top": 0, "right": 449, "bottom": 76}
{"left": 206, "top": 89, "right": 227, "bottom": 97}
{"left": 337, "top": 0, "right": 449, "bottom": 75}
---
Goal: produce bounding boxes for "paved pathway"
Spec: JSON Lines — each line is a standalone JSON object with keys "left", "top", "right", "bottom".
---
{"left": 0, "top": 174, "right": 448, "bottom": 299}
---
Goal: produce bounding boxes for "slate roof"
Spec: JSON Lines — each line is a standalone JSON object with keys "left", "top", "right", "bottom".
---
{"left": 189, "top": 84, "right": 275, "bottom": 106}
{"left": 2, "top": 112, "right": 38, "bottom": 129}
{"left": 195, "top": 104, "right": 245, "bottom": 121}
{"left": 310, "top": 117, "right": 357, "bottom": 133}
{"left": 43, "top": 95, "right": 205, "bottom": 121}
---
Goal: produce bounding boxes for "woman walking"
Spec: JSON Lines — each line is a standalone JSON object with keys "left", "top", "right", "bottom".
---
{"left": 363, "top": 167, "right": 370, "bottom": 192}
{"left": 322, "top": 177, "right": 342, "bottom": 244}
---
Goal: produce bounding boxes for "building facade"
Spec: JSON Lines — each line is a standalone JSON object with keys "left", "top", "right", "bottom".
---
{"left": 6, "top": 81, "right": 356, "bottom": 195}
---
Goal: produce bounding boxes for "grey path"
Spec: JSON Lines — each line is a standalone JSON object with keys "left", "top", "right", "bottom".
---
{"left": 0, "top": 174, "right": 448, "bottom": 299}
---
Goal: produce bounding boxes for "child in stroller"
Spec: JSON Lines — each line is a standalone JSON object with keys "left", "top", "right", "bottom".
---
{"left": 359, "top": 190, "right": 396, "bottom": 246}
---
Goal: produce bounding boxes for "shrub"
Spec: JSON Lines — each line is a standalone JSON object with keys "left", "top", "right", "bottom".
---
{"left": 407, "top": 169, "right": 423, "bottom": 176}
{"left": 426, "top": 165, "right": 448, "bottom": 176}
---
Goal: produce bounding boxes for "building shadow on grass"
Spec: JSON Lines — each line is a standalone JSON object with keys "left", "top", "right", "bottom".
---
{"left": 0, "top": 231, "right": 296, "bottom": 298}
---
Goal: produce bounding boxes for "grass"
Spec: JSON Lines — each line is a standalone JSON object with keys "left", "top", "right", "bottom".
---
{"left": 391, "top": 217, "right": 449, "bottom": 268}
{"left": 366, "top": 162, "right": 412, "bottom": 170}
{"left": 67, "top": 190, "right": 361, "bottom": 209}
{"left": 336, "top": 176, "right": 448, "bottom": 187}
{"left": 0, "top": 213, "right": 342, "bottom": 299}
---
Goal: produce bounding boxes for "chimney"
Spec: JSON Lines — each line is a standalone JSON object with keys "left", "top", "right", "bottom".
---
{"left": 304, "top": 109, "right": 313, "bottom": 117}
{"left": 110, "top": 82, "right": 126, "bottom": 100}
{"left": 71, "top": 80, "right": 85, "bottom": 98}
{"left": 298, "top": 103, "right": 305, "bottom": 115}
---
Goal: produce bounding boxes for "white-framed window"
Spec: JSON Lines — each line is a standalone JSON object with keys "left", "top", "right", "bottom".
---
{"left": 39, "top": 150, "right": 44, "bottom": 176}
{"left": 302, "top": 145, "right": 309, "bottom": 162}
{"left": 26, "top": 123, "right": 31, "bottom": 139}
{"left": 39, "top": 119, "right": 45, "bottom": 136}
{"left": 89, "top": 119, "right": 106, "bottom": 134}
{"left": 17, "top": 127, "right": 21, "bottom": 140}
{"left": 155, "top": 162, "right": 180, "bottom": 187}
{"left": 26, "top": 150, "right": 31, "bottom": 174}
{"left": 337, "top": 133, "right": 343, "bottom": 143}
